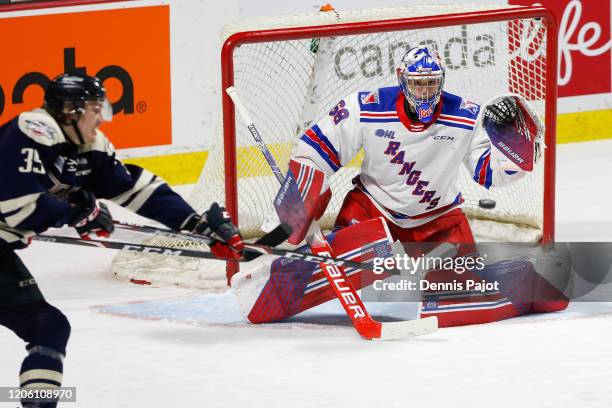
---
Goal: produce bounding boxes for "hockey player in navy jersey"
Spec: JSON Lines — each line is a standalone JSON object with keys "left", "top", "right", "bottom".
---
{"left": 231, "top": 46, "right": 567, "bottom": 327}
{"left": 0, "top": 73, "right": 243, "bottom": 407}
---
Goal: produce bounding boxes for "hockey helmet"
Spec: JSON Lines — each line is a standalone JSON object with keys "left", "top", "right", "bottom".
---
{"left": 397, "top": 46, "right": 445, "bottom": 123}
{"left": 45, "top": 73, "right": 113, "bottom": 122}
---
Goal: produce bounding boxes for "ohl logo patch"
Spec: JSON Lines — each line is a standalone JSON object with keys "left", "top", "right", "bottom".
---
{"left": 374, "top": 129, "right": 395, "bottom": 139}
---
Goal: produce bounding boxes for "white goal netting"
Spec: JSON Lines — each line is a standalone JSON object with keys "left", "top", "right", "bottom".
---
{"left": 112, "top": 4, "right": 554, "bottom": 290}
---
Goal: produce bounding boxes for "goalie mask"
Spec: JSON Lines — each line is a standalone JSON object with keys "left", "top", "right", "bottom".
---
{"left": 396, "top": 46, "right": 445, "bottom": 123}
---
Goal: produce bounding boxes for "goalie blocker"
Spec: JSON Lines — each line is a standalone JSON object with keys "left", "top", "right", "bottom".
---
{"left": 286, "top": 159, "right": 332, "bottom": 244}
{"left": 231, "top": 218, "right": 568, "bottom": 327}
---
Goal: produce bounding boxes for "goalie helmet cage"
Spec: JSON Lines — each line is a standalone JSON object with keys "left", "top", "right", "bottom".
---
{"left": 112, "top": 4, "right": 557, "bottom": 289}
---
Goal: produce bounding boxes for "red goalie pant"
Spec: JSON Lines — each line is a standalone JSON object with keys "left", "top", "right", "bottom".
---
{"left": 244, "top": 188, "right": 568, "bottom": 326}
{"left": 334, "top": 188, "right": 567, "bottom": 326}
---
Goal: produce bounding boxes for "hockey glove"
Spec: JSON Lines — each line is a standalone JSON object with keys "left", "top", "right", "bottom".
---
{"left": 482, "top": 95, "right": 544, "bottom": 172}
{"left": 67, "top": 190, "right": 114, "bottom": 238}
{"left": 187, "top": 202, "right": 244, "bottom": 259}
{"left": 484, "top": 96, "right": 518, "bottom": 124}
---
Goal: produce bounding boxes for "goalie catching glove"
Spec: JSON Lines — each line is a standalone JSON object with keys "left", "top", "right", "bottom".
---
{"left": 481, "top": 94, "right": 544, "bottom": 173}
{"left": 67, "top": 190, "right": 114, "bottom": 238}
{"left": 185, "top": 202, "right": 244, "bottom": 259}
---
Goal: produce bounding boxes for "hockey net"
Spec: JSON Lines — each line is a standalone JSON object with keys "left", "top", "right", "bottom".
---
{"left": 111, "top": 4, "right": 556, "bottom": 289}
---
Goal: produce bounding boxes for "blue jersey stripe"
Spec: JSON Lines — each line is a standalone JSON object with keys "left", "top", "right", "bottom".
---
{"left": 485, "top": 163, "right": 493, "bottom": 189}
{"left": 435, "top": 120, "right": 474, "bottom": 130}
{"left": 299, "top": 134, "right": 341, "bottom": 172}
{"left": 311, "top": 124, "right": 340, "bottom": 162}
{"left": 473, "top": 148, "right": 491, "bottom": 183}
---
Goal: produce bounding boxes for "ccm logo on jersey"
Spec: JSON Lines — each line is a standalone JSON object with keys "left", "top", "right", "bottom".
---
{"left": 433, "top": 135, "right": 455, "bottom": 141}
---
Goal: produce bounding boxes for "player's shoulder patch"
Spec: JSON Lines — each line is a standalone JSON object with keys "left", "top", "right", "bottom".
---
{"left": 441, "top": 92, "right": 480, "bottom": 119}
{"left": 17, "top": 109, "right": 66, "bottom": 146}
{"left": 359, "top": 91, "right": 379, "bottom": 105}
{"left": 359, "top": 86, "right": 399, "bottom": 112}
{"left": 459, "top": 98, "right": 480, "bottom": 116}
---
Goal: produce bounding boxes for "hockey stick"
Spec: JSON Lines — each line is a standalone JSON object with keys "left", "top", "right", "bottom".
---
{"left": 111, "top": 220, "right": 390, "bottom": 270}
{"left": 35, "top": 222, "right": 383, "bottom": 270}
{"left": 34, "top": 234, "right": 232, "bottom": 260}
{"left": 227, "top": 86, "right": 438, "bottom": 340}
{"left": 34, "top": 223, "right": 289, "bottom": 263}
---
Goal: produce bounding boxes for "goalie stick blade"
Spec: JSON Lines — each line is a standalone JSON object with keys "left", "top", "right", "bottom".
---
{"left": 253, "top": 223, "right": 292, "bottom": 246}
{"left": 374, "top": 316, "right": 439, "bottom": 341}
{"left": 243, "top": 223, "right": 292, "bottom": 261}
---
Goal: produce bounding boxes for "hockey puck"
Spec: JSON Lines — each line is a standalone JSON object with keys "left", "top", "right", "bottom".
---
{"left": 478, "top": 199, "right": 496, "bottom": 209}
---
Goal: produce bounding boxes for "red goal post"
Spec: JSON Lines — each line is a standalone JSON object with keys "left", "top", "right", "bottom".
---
{"left": 215, "top": 5, "right": 557, "bottom": 244}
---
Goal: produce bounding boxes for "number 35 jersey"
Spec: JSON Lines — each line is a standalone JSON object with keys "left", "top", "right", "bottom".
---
{"left": 292, "top": 86, "right": 525, "bottom": 228}
{"left": 0, "top": 109, "right": 197, "bottom": 248}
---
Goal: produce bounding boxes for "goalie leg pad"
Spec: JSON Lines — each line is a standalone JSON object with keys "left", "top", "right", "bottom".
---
{"left": 422, "top": 259, "right": 569, "bottom": 327}
{"left": 476, "top": 259, "right": 569, "bottom": 314}
{"left": 421, "top": 268, "right": 521, "bottom": 327}
{"left": 240, "top": 218, "right": 393, "bottom": 324}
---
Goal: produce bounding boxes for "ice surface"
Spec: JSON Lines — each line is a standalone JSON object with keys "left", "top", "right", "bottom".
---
{"left": 2, "top": 141, "right": 612, "bottom": 407}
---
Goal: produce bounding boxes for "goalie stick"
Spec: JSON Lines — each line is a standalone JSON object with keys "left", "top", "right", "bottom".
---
{"left": 227, "top": 86, "right": 438, "bottom": 340}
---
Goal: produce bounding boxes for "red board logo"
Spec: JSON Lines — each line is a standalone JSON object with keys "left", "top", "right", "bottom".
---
{"left": 510, "top": 0, "right": 612, "bottom": 98}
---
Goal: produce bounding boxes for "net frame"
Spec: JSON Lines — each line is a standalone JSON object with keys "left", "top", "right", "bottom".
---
{"left": 218, "top": 5, "right": 558, "bottom": 244}
{"left": 112, "top": 5, "right": 559, "bottom": 289}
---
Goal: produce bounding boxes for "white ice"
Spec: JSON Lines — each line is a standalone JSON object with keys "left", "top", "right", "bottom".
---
{"left": 2, "top": 140, "right": 612, "bottom": 408}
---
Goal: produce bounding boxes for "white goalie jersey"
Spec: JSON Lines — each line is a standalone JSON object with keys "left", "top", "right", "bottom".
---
{"left": 292, "top": 86, "right": 527, "bottom": 228}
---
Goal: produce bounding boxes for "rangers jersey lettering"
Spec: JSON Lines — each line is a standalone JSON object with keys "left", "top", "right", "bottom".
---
{"left": 293, "top": 87, "right": 525, "bottom": 228}
{"left": 0, "top": 109, "right": 197, "bottom": 248}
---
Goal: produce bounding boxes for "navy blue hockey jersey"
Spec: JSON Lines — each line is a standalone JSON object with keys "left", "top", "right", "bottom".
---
{"left": 0, "top": 108, "right": 197, "bottom": 248}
